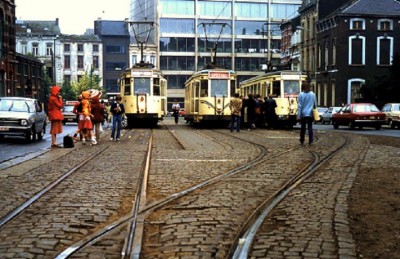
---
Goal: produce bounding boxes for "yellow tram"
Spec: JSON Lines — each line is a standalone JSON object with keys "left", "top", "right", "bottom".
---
{"left": 119, "top": 63, "right": 167, "bottom": 127}
{"left": 239, "top": 70, "right": 307, "bottom": 127}
{"left": 184, "top": 65, "right": 237, "bottom": 125}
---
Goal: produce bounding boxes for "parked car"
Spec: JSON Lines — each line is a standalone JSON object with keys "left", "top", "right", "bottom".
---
{"left": 321, "top": 106, "right": 342, "bottom": 124}
{"left": 0, "top": 97, "right": 47, "bottom": 142}
{"left": 315, "top": 107, "right": 328, "bottom": 123}
{"left": 381, "top": 103, "right": 400, "bottom": 129}
{"left": 62, "top": 105, "right": 78, "bottom": 124}
{"left": 332, "top": 103, "right": 386, "bottom": 130}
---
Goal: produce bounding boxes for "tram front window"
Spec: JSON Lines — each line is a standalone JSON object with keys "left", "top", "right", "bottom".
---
{"left": 284, "top": 81, "right": 300, "bottom": 97}
{"left": 211, "top": 79, "right": 228, "bottom": 97}
{"left": 134, "top": 78, "right": 151, "bottom": 94}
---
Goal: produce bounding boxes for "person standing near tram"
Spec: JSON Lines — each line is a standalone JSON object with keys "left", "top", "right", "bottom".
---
{"left": 172, "top": 99, "right": 180, "bottom": 124}
{"left": 297, "top": 82, "right": 317, "bottom": 145}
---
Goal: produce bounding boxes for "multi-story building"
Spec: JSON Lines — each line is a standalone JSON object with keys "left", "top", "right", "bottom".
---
{"left": 94, "top": 19, "right": 130, "bottom": 96}
{"left": 128, "top": 0, "right": 302, "bottom": 105}
{"left": 15, "top": 19, "right": 60, "bottom": 85}
{"left": 15, "top": 53, "right": 43, "bottom": 99}
{"left": 0, "top": 0, "right": 17, "bottom": 97}
{"left": 16, "top": 19, "right": 103, "bottom": 91}
{"left": 315, "top": 0, "right": 400, "bottom": 107}
{"left": 59, "top": 34, "right": 103, "bottom": 87}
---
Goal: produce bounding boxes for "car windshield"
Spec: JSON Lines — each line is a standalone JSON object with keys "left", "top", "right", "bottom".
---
{"left": 64, "top": 106, "right": 74, "bottom": 112}
{"left": 353, "top": 104, "right": 379, "bottom": 112}
{"left": 0, "top": 99, "right": 33, "bottom": 112}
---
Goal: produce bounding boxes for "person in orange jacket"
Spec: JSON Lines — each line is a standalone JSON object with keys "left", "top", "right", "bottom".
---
{"left": 47, "top": 85, "right": 64, "bottom": 148}
{"left": 80, "top": 91, "right": 97, "bottom": 145}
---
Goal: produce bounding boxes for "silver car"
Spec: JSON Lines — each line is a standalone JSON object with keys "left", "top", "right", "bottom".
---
{"left": 0, "top": 97, "right": 47, "bottom": 142}
{"left": 321, "top": 106, "right": 342, "bottom": 124}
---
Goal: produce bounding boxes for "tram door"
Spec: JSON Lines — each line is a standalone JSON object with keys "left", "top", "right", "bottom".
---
{"left": 193, "top": 81, "right": 200, "bottom": 114}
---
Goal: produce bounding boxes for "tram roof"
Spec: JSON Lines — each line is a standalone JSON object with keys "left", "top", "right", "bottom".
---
{"left": 239, "top": 70, "right": 306, "bottom": 85}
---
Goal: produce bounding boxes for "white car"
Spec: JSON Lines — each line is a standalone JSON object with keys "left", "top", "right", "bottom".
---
{"left": 321, "top": 106, "right": 342, "bottom": 124}
{"left": 0, "top": 97, "right": 47, "bottom": 142}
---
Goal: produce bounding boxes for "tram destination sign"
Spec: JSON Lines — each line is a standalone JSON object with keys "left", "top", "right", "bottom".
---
{"left": 131, "top": 70, "right": 153, "bottom": 77}
{"left": 208, "top": 71, "right": 230, "bottom": 79}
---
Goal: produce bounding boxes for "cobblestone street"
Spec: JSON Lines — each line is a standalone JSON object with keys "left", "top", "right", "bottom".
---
{"left": 0, "top": 119, "right": 399, "bottom": 258}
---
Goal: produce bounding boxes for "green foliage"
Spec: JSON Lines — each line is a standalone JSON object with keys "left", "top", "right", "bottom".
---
{"left": 70, "top": 70, "right": 102, "bottom": 96}
{"left": 40, "top": 69, "right": 52, "bottom": 103}
{"left": 61, "top": 80, "right": 77, "bottom": 101}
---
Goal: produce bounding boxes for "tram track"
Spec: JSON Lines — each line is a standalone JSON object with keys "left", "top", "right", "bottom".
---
{"left": 1, "top": 125, "right": 357, "bottom": 258}
{"left": 0, "top": 128, "right": 152, "bottom": 258}
{"left": 229, "top": 135, "right": 351, "bottom": 258}
{"left": 55, "top": 128, "right": 311, "bottom": 258}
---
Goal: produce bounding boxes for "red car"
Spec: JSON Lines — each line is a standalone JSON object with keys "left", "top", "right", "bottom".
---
{"left": 332, "top": 103, "right": 386, "bottom": 130}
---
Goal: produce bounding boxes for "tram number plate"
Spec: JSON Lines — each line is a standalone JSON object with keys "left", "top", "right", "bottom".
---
{"left": 370, "top": 116, "right": 375, "bottom": 119}
{"left": 0, "top": 126, "right": 8, "bottom": 131}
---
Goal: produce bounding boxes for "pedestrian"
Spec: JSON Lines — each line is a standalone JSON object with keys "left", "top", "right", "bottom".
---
{"left": 47, "top": 85, "right": 64, "bottom": 148}
{"left": 90, "top": 94, "right": 105, "bottom": 142}
{"left": 110, "top": 95, "right": 125, "bottom": 141}
{"left": 81, "top": 91, "right": 97, "bottom": 145}
{"left": 72, "top": 95, "right": 83, "bottom": 142}
{"left": 297, "top": 82, "right": 317, "bottom": 145}
{"left": 229, "top": 93, "right": 242, "bottom": 132}
{"left": 246, "top": 94, "right": 257, "bottom": 130}
{"left": 255, "top": 94, "right": 264, "bottom": 128}
{"left": 172, "top": 99, "right": 180, "bottom": 124}
{"left": 105, "top": 101, "right": 112, "bottom": 128}
{"left": 264, "top": 94, "right": 277, "bottom": 129}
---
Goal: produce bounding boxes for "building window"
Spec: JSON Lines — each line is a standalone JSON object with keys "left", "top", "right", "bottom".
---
{"left": 78, "top": 55, "right": 84, "bottom": 69}
{"left": 77, "top": 75, "right": 82, "bottom": 82}
{"left": 93, "top": 55, "right": 99, "bottom": 69}
{"left": 64, "top": 55, "right": 71, "bottom": 69}
{"left": 77, "top": 44, "right": 84, "bottom": 52}
{"left": 93, "top": 44, "right": 99, "bottom": 52}
{"left": 377, "top": 36, "right": 393, "bottom": 65}
{"left": 150, "top": 55, "right": 156, "bottom": 66}
{"left": 21, "top": 43, "right": 27, "bottom": 54}
{"left": 64, "top": 43, "right": 70, "bottom": 52}
{"left": 32, "top": 42, "right": 39, "bottom": 56}
{"left": 324, "top": 41, "right": 329, "bottom": 69}
{"left": 378, "top": 19, "right": 392, "bottom": 31}
{"left": 106, "top": 45, "right": 125, "bottom": 54}
{"left": 46, "top": 43, "right": 53, "bottom": 56}
{"left": 64, "top": 75, "right": 71, "bottom": 84}
{"left": 332, "top": 39, "right": 336, "bottom": 65}
{"left": 131, "top": 55, "right": 137, "bottom": 65}
{"left": 350, "top": 18, "right": 365, "bottom": 30}
{"left": 348, "top": 35, "right": 365, "bottom": 65}
{"left": 105, "top": 62, "right": 125, "bottom": 71}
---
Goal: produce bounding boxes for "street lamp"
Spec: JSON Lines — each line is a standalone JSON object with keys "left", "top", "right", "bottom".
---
{"left": 53, "top": 35, "right": 59, "bottom": 85}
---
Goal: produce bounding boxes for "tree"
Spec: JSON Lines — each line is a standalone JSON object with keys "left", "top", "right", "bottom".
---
{"left": 61, "top": 80, "right": 76, "bottom": 101}
{"left": 70, "top": 70, "right": 102, "bottom": 96}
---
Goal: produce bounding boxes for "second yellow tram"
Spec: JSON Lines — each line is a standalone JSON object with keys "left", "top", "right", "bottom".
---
{"left": 184, "top": 66, "right": 237, "bottom": 125}
{"left": 239, "top": 70, "right": 307, "bottom": 127}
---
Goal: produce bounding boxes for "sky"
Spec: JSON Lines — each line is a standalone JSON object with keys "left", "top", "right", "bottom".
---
{"left": 15, "top": 0, "right": 131, "bottom": 35}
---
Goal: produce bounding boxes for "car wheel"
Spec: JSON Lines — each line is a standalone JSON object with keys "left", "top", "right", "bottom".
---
{"left": 37, "top": 127, "right": 44, "bottom": 140}
{"left": 333, "top": 121, "right": 339, "bottom": 129}
{"left": 25, "top": 128, "right": 37, "bottom": 143}
{"left": 389, "top": 120, "right": 395, "bottom": 129}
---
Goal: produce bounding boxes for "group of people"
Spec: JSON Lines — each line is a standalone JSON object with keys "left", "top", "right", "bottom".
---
{"left": 229, "top": 93, "right": 278, "bottom": 132}
{"left": 229, "top": 81, "right": 317, "bottom": 145}
{"left": 47, "top": 86, "right": 126, "bottom": 148}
